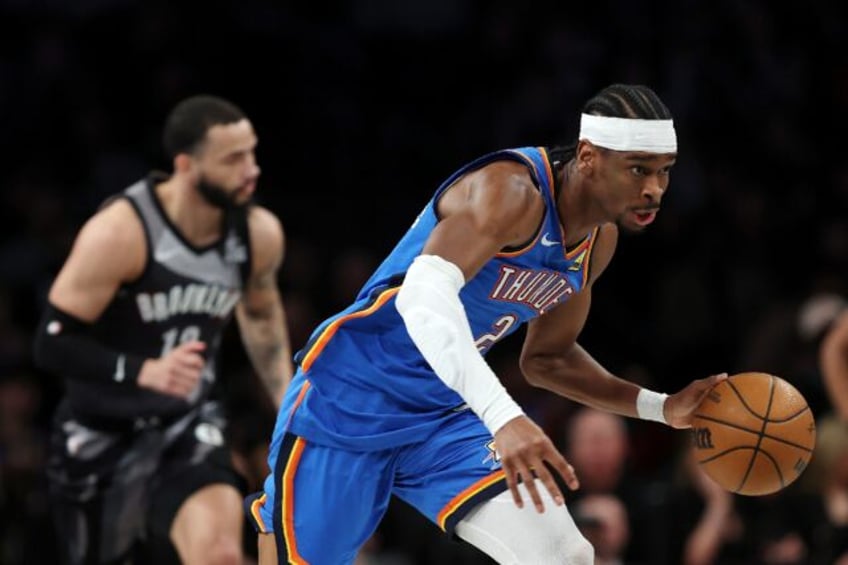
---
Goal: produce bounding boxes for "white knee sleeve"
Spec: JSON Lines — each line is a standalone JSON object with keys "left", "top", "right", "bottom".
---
{"left": 455, "top": 482, "right": 594, "bottom": 565}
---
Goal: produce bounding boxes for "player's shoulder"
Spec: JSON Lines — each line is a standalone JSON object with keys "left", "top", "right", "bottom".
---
{"left": 80, "top": 196, "right": 145, "bottom": 248}
{"left": 246, "top": 205, "right": 285, "bottom": 265}
{"left": 247, "top": 205, "right": 284, "bottom": 242}
{"left": 469, "top": 160, "right": 545, "bottom": 218}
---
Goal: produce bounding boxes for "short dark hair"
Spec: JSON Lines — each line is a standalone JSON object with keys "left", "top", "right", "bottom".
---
{"left": 162, "top": 95, "right": 247, "bottom": 159}
{"left": 582, "top": 83, "right": 672, "bottom": 120}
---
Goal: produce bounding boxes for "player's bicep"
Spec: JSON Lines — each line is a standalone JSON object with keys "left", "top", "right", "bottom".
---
{"left": 48, "top": 203, "right": 144, "bottom": 322}
{"left": 422, "top": 163, "right": 544, "bottom": 280}
{"left": 239, "top": 206, "right": 285, "bottom": 318}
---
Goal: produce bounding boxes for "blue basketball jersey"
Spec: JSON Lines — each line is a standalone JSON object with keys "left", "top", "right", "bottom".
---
{"left": 281, "top": 147, "right": 599, "bottom": 451}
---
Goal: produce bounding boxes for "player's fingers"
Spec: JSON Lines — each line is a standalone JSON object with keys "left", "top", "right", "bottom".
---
{"left": 696, "top": 373, "right": 728, "bottom": 399}
{"left": 532, "top": 462, "right": 565, "bottom": 507}
{"left": 177, "top": 353, "right": 205, "bottom": 370}
{"left": 175, "top": 376, "right": 199, "bottom": 396}
{"left": 172, "top": 365, "right": 202, "bottom": 384}
{"left": 545, "top": 451, "right": 580, "bottom": 491}
{"left": 516, "top": 463, "right": 545, "bottom": 513}
{"left": 162, "top": 380, "right": 190, "bottom": 398}
{"left": 179, "top": 340, "right": 207, "bottom": 353}
{"left": 502, "top": 463, "right": 524, "bottom": 509}
{"left": 170, "top": 371, "right": 200, "bottom": 395}
{"left": 704, "top": 372, "right": 728, "bottom": 387}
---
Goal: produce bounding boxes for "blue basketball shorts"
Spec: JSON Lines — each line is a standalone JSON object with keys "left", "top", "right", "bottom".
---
{"left": 244, "top": 405, "right": 507, "bottom": 564}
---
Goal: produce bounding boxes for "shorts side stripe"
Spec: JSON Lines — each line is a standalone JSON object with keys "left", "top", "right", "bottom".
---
{"left": 436, "top": 470, "right": 507, "bottom": 532}
{"left": 250, "top": 493, "right": 268, "bottom": 533}
{"left": 281, "top": 436, "right": 309, "bottom": 564}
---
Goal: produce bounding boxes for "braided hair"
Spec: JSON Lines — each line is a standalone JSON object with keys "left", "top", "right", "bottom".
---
{"left": 550, "top": 84, "right": 672, "bottom": 168}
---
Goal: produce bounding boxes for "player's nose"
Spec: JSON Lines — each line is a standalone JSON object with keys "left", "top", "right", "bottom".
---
{"left": 641, "top": 178, "right": 664, "bottom": 204}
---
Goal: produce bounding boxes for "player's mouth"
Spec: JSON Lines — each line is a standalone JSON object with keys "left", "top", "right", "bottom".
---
{"left": 631, "top": 209, "right": 658, "bottom": 226}
{"left": 239, "top": 182, "right": 256, "bottom": 197}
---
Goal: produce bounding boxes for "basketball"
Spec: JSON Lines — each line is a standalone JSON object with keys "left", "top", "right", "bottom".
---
{"left": 691, "top": 372, "right": 816, "bottom": 496}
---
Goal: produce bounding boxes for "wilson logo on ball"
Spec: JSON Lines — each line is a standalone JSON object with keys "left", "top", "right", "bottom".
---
{"left": 692, "top": 427, "right": 715, "bottom": 449}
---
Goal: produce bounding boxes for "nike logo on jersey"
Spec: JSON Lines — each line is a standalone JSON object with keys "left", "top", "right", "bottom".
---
{"left": 153, "top": 245, "right": 185, "bottom": 263}
{"left": 541, "top": 233, "right": 560, "bottom": 247}
{"left": 224, "top": 235, "right": 247, "bottom": 263}
{"left": 114, "top": 355, "right": 126, "bottom": 382}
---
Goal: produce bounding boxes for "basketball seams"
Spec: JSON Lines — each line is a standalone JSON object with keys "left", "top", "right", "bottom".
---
{"left": 751, "top": 447, "right": 785, "bottom": 490}
{"left": 726, "top": 377, "right": 769, "bottom": 419}
{"left": 694, "top": 415, "right": 815, "bottom": 453}
{"left": 694, "top": 414, "right": 760, "bottom": 436}
{"left": 764, "top": 405, "right": 809, "bottom": 423}
{"left": 698, "top": 445, "right": 758, "bottom": 465}
{"left": 737, "top": 375, "right": 775, "bottom": 492}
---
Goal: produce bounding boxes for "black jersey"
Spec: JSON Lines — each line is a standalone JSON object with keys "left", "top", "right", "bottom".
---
{"left": 63, "top": 174, "right": 251, "bottom": 425}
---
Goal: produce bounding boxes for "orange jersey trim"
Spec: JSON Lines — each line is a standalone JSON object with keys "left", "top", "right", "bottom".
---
{"left": 580, "top": 226, "right": 601, "bottom": 284}
{"left": 281, "top": 437, "right": 309, "bottom": 564}
{"left": 436, "top": 470, "right": 506, "bottom": 531}
{"left": 300, "top": 288, "right": 400, "bottom": 372}
{"left": 284, "top": 380, "right": 312, "bottom": 429}
{"left": 564, "top": 229, "right": 593, "bottom": 260}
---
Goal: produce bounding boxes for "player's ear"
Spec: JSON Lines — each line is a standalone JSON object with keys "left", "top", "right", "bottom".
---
{"left": 174, "top": 153, "right": 193, "bottom": 174}
{"left": 575, "top": 140, "right": 596, "bottom": 175}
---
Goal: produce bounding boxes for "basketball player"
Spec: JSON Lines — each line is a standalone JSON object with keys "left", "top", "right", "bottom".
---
{"left": 33, "top": 95, "right": 293, "bottom": 564}
{"left": 247, "top": 84, "right": 726, "bottom": 564}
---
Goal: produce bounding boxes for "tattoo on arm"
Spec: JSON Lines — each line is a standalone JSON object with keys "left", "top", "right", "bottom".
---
{"left": 238, "top": 271, "right": 294, "bottom": 406}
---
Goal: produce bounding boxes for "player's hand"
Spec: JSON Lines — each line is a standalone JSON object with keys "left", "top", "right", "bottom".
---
{"left": 493, "top": 415, "right": 579, "bottom": 513}
{"left": 137, "top": 341, "right": 206, "bottom": 398}
{"left": 664, "top": 372, "right": 728, "bottom": 429}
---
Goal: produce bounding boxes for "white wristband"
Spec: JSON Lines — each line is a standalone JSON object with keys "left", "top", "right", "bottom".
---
{"left": 636, "top": 389, "right": 669, "bottom": 424}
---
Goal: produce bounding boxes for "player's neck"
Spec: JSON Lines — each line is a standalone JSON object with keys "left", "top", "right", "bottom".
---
{"left": 556, "top": 161, "right": 607, "bottom": 245}
{"left": 157, "top": 178, "right": 224, "bottom": 247}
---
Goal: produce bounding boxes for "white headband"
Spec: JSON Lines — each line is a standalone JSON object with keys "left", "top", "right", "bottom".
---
{"left": 579, "top": 113, "right": 677, "bottom": 153}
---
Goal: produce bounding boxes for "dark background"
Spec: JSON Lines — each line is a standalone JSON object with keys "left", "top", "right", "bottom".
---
{"left": 2, "top": 1, "right": 847, "bottom": 563}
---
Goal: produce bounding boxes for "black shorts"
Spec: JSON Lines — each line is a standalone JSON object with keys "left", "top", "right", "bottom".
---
{"left": 47, "top": 401, "right": 244, "bottom": 565}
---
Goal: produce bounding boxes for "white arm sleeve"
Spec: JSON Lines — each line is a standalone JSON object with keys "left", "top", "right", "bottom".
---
{"left": 395, "top": 254, "right": 524, "bottom": 435}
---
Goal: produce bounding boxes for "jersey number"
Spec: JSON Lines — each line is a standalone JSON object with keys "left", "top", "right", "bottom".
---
{"left": 475, "top": 315, "right": 517, "bottom": 352}
{"left": 160, "top": 325, "right": 201, "bottom": 356}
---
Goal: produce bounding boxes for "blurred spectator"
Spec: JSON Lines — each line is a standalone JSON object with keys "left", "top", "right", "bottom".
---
{"left": 573, "top": 494, "right": 631, "bottom": 565}
{"left": 668, "top": 445, "right": 748, "bottom": 565}
{"left": 563, "top": 408, "right": 668, "bottom": 564}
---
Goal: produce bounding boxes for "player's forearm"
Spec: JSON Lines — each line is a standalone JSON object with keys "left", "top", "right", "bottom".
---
{"left": 520, "top": 343, "right": 643, "bottom": 418}
{"left": 34, "top": 303, "right": 147, "bottom": 384}
{"left": 240, "top": 310, "right": 293, "bottom": 406}
{"left": 396, "top": 255, "right": 524, "bottom": 435}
